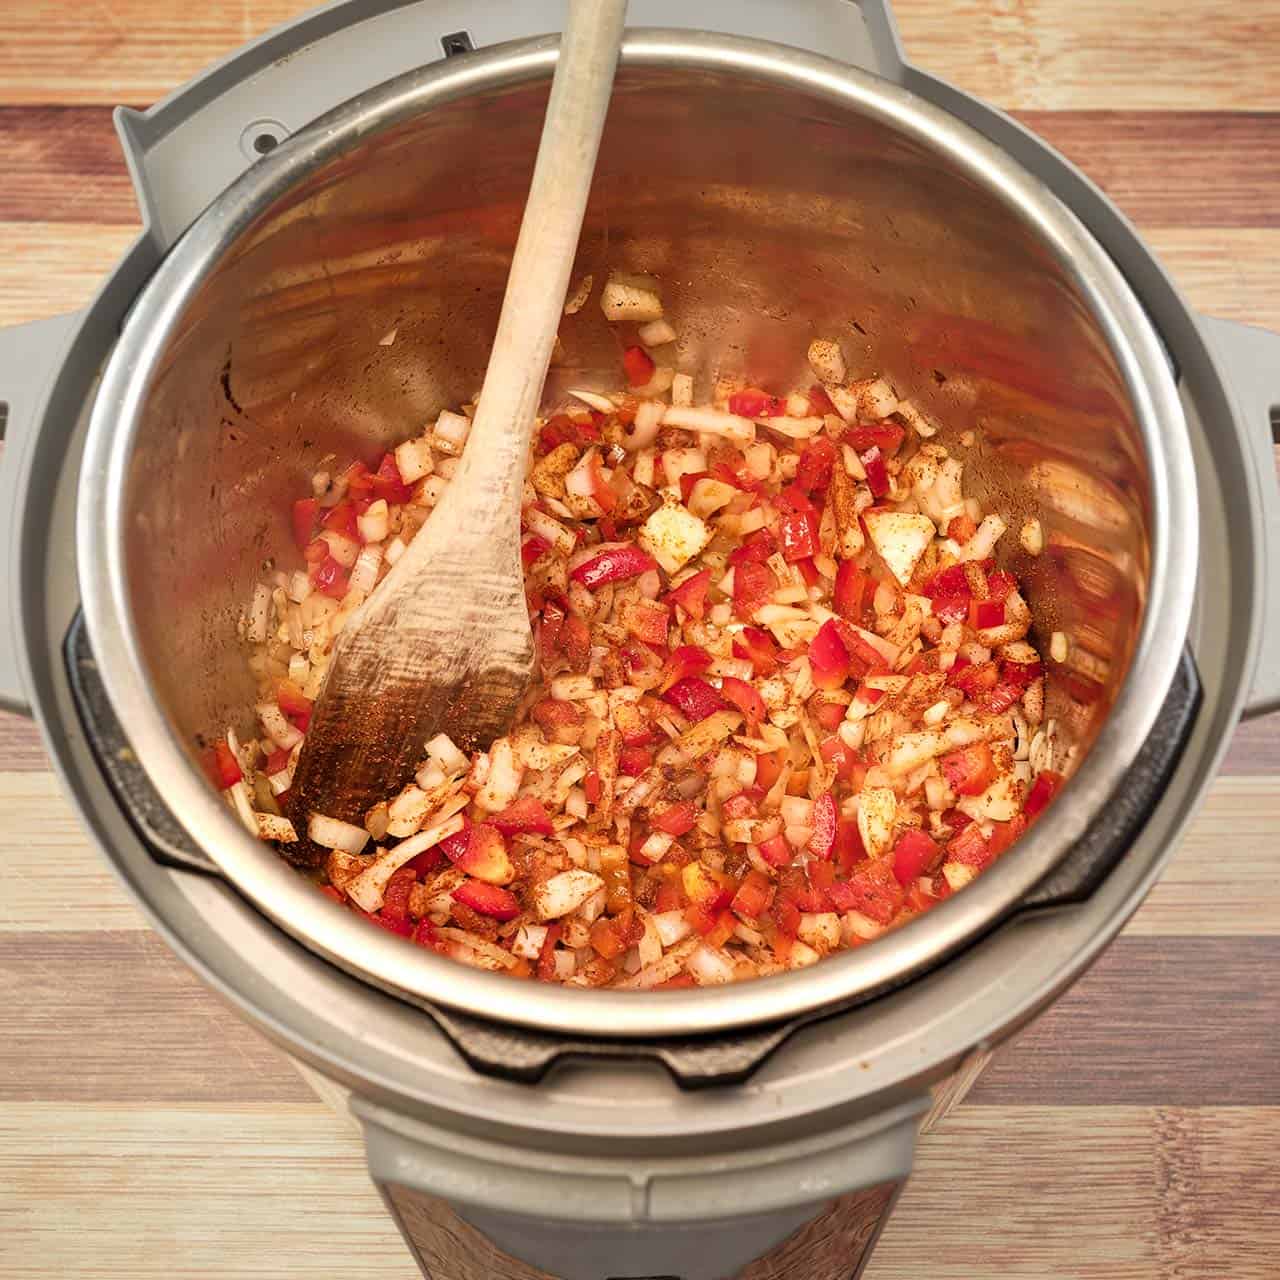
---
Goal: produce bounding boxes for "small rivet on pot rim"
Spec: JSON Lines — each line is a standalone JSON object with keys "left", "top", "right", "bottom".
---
{"left": 239, "top": 118, "right": 290, "bottom": 162}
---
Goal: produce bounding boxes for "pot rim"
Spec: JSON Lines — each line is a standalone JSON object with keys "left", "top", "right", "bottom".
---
{"left": 77, "top": 29, "right": 1199, "bottom": 1039}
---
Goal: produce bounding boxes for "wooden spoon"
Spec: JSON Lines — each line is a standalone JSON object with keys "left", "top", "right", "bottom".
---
{"left": 290, "top": 0, "right": 628, "bottom": 837}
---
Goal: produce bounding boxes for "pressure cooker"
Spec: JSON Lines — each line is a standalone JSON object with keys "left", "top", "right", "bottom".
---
{"left": 3, "top": 1, "right": 1277, "bottom": 1276}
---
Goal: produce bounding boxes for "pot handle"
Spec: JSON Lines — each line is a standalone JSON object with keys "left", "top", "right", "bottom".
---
{"left": 355, "top": 1092, "right": 923, "bottom": 1280}
{"left": 0, "top": 313, "right": 82, "bottom": 715}
{"left": 1195, "top": 315, "right": 1280, "bottom": 721}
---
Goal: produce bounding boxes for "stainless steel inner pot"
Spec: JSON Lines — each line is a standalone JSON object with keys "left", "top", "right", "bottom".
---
{"left": 77, "top": 30, "right": 1198, "bottom": 1038}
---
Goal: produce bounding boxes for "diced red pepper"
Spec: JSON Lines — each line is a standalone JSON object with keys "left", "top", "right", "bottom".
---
{"left": 754, "top": 750, "right": 784, "bottom": 790}
{"left": 810, "top": 696, "right": 847, "bottom": 732}
{"left": 843, "top": 857, "right": 907, "bottom": 924}
{"left": 625, "top": 599, "right": 671, "bottom": 645}
{"left": 771, "top": 895, "right": 802, "bottom": 939}
{"left": 381, "top": 865, "right": 417, "bottom": 925}
{"left": 1025, "top": 769, "right": 1065, "bottom": 819}
{"left": 933, "top": 595, "right": 970, "bottom": 626}
{"left": 205, "top": 740, "right": 243, "bottom": 790}
{"left": 947, "top": 820, "right": 992, "bottom": 869}
{"left": 619, "top": 744, "right": 654, "bottom": 776}
{"left": 371, "top": 452, "right": 412, "bottom": 505}
{"left": 971, "top": 598, "right": 1006, "bottom": 630}
{"left": 923, "top": 564, "right": 971, "bottom": 600}
{"left": 312, "top": 556, "right": 350, "bottom": 599}
{"left": 950, "top": 660, "right": 999, "bottom": 697}
{"left": 834, "top": 818, "right": 867, "bottom": 875}
{"left": 367, "top": 908, "right": 413, "bottom": 937}
{"left": 986, "top": 569, "right": 1017, "bottom": 601}
{"left": 981, "top": 682, "right": 1022, "bottom": 716}
{"left": 489, "top": 795, "right": 555, "bottom": 837}
{"left": 1001, "top": 656, "right": 1044, "bottom": 688}
{"left": 728, "top": 388, "right": 785, "bottom": 418}
{"left": 664, "top": 676, "right": 728, "bottom": 722}
{"left": 986, "top": 814, "right": 1026, "bottom": 859}
{"left": 721, "top": 790, "right": 760, "bottom": 823}
{"left": 570, "top": 544, "right": 658, "bottom": 590}
{"left": 807, "top": 792, "right": 839, "bottom": 859}
{"left": 264, "top": 746, "right": 291, "bottom": 775}
{"left": 275, "top": 678, "right": 313, "bottom": 731}
{"left": 292, "top": 498, "right": 319, "bottom": 551}
{"left": 321, "top": 499, "right": 360, "bottom": 540}
{"left": 536, "top": 922, "right": 562, "bottom": 980}
{"left": 808, "top": 619, "right": 852, "bottom": 690}
{"left": 522, "top": 534, "right": 551, "bottom": 569}
{"left": 819, "top": 736, "right": 858, "bottom": 783}
{"left": 732, "top": 626, "right": 780, "bottom": 676}
{"left": 623, "top": 345, "right": 656, "bottom": 388}
{"left": 751, "top": 832, "right": 789, "bottom": 869}
{"left": 807, "top": 384, "right": 837, "bottom": 417}
{"left": 940, "top": 743, "right": 997, "bottom": 796}
{"left": 833, "top": 559, "right": 867, "bottom": 621}
{"left": 844, "top": 421, "right": 905, "bottom": 455}
{"left": 795, "top": 435, "right": 838, "bottom": 495}
{"left": 450, "top": 880, "right": 519, "bottom": 921}
{"left": 648, "top": 800, "right": 696, "bottom": 837}
{"left": 664, "top": 569, "right": 712, "bottom": 621}
{"left": 678, "top": 471, "right": 711, "bottom": 503}
{"left": 728, "top": 528, "right": 777, "bottom": 567}
{"left": 559, "top": 613, "right": 593, "bottom": 673}
{"left": 583, "top": 770, "right": 603, "bottom": 804}
{"left": 657, "top": 648, "right": 712, "bottom": 699}
{"left": 732, "top": 869, "right": 775, "bottom": 920}
{"left": 732, "top": 560, "right": 777, "bottom": 620}
{"left": 892, "top": 829, "right": 941, "bottom": 885}
{"left": 720, "top": 676, "right": 766, "bottom": 730}
{"left": 589, "top": 916, "right": 628, "bottom": 960}
{"left": 778, "top": 507, "right": 820, "bottom": 563}
{"left": 860, "top": 446, "right": 890, "bottom": 498}
{"left": 948, "top": 514, "right": 978, "bottom": 544}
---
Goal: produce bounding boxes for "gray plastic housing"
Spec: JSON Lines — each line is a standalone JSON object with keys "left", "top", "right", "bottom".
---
{"left": 116, "top": 0, "right": 905, "bottom": 251}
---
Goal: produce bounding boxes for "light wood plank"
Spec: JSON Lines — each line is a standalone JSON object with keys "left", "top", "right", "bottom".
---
{"left": 0, "top": 775, "right": 144, "bottom": 932}
{"left": 0, "top": 929, "right": 315, "bottom": 1103}
{"left": 968, "top": 935, "right": 1280, "bottom": 1106}
{"left": 1, "top": 0, "right": 1278, "bottom": 111}
{"left": 4, "top": 1103, "right": 1276, "bottom": 1279}
{"left": 895, "top": 0, "right": 1280, "bottom": 112}
{"left": 0, "top": 1102, "right": 417, "bottom": 1280}
{"left": 0, "top": 221, "right": 135, "bottom": 325}
{"left": 1124, "top": 777, "right": 1280, "bottom": 936}
{"left": 1146, "top": 227, "right": 1280, "bottom": 332}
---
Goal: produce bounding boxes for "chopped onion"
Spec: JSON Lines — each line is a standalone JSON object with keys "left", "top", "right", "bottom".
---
{"left": 624, "top": 400, "right": 664, "bottom": 452}
{"left": 357, "top": 498, "right": 390, "bottom": 543}
{"left": 671, "top": 372, "right": 694, "bottom": 407}
{"left": 638, "top": 318, "right": 678, "bottom": 346}
{"left": 345, "top": 811, "right": 466, "bottom": 912}
{"left": 308, "top": 812, "right": 371, "bottom": 855}
{"left": 566, "top": 388, "right": 615, "bottom": 413}
{"left": 257, "top": 703, "right": 302, "bottom": 751}
{"left": 662, "top": 406, "right": 755, "bottom": 444}
{"left": 349, "top": 542, "right": 383, "bottom": 595}
{"left": 433, "top": 409, "right": 472, "bottom": 454}
{"left": 246, "top": 583, "right": 272, "bottom": 644}
{"left": 564, "top": 273, "right": 594, "bottom": 315}
{"left": 394, "top": 438, "right": 434, "bottom": 484}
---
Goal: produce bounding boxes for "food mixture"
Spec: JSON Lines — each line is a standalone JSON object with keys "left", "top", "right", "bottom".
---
{"left": 212, "top": 272, "right": 1067, "bottom": 989}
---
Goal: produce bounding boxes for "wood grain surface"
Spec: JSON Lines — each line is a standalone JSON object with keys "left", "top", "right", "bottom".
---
{"left": 1, "top": 2, "right": 1278, "bottom": 1278}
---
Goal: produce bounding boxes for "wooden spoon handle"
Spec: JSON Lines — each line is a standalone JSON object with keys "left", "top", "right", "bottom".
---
{"left": 451, "top": 0, "right": 628, "bottom": 534}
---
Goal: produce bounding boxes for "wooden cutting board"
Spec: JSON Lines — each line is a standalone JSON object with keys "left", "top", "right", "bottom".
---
{"left": 2, "top": 1, "right": 1279, "bottom": 1275}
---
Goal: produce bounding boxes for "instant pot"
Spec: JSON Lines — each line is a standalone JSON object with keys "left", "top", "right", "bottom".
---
{"left": 3, "top": 1, "right": 1277, "bottom": 1276}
